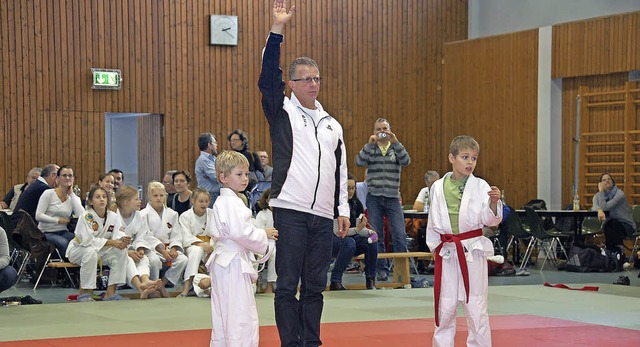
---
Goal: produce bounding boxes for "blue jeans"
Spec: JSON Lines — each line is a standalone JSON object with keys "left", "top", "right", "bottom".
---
{"left": 331, "top": 235, "right": 378, "bottom": 282}
{"left": 273, "top": 208, "right": 333, "bottom": 347}
{"left": 44, "top": 230, "right": 75, "bottom": 258}
{"left": 366, "top": 194, "right": 408, "bottom": 274}
{"left": 0, "top": 266, "right": 18, "bottom": 293}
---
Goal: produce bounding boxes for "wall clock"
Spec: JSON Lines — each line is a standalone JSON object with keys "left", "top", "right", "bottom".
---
{"left": 210, "top": 15, "right": 238, "bottom": 46}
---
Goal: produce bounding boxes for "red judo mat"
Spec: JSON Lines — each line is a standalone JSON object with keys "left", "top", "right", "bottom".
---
{"left": 3, "top": 314, "right": 640, "bottom": 347}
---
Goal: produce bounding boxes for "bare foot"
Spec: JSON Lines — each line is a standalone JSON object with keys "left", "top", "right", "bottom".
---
{"left": 139, "top": 286, "right": 156, "bottom": 300}
{"left": 158, "top": 286, "right": 171, "bottom": 298}
{"left": 140, "top": 279, "right": 163, "bottom": 290}
{"left": 147, "top": 291, "right": 161, "bottom": 299}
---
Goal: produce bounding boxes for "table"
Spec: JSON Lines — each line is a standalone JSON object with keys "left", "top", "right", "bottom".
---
{"left": 514, "top": 209, "right": 598, "bottom": 237}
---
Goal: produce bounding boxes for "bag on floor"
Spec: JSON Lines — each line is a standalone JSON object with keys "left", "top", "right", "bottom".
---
{"left": 564, "top": 246, "right": 619, "bottom": 272}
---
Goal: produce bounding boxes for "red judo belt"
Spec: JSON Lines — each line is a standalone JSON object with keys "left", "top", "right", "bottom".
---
{"left": 433, "top": 229, "right": 483, "bottom": 327}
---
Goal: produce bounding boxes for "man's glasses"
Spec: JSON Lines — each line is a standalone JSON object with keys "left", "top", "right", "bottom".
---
{"left": 347, "top": 186, "right": 356, "bottom": 191}
{"left": 59, "top": 174, "right": 74, "bottom": 178}
{"left": 291, "top": 77, "right": 322, "bottom": 84}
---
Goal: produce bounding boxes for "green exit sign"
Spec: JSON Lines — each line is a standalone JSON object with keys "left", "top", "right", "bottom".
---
{"left": 91, "top": 68, "right": 122, "bottom": 90}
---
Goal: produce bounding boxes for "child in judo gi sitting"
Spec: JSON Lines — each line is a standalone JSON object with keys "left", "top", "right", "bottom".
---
{"left": 206, "top": 150, "right": 278, "bottom": 346}
{"left": 426, "top": 135, "right": 502, "bottom": 347}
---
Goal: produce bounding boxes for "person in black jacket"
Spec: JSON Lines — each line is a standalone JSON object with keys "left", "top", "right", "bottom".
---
{"left": 12, "top": 163, "right": 59, "bottom": 226}
{"left": 258, "top": 1, "right": 350, "bottom": 345}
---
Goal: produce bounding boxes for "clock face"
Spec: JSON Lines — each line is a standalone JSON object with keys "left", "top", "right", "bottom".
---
{"left": 210, "top": 15, "right": 238, "bottom": 46}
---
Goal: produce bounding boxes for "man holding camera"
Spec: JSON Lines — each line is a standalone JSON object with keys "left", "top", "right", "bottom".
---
{"left": 355, "top": 118, "right": 411, "bottom": 281}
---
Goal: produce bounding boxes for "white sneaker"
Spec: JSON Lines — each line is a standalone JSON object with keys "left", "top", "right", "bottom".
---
{"left": 487, "top": 255, "right": 504, "bottom": 264}
{"left": 623, "top": 262, "right": 632, "bottom": 270}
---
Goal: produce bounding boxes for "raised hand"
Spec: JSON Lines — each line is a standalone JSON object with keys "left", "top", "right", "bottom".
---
{"left": 271, "top": 0, "right": 296, "bottom": 34}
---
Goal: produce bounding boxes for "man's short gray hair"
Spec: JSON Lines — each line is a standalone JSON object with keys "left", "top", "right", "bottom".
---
{"left": 288, "top": 57, "right": 319, "bottom": 80}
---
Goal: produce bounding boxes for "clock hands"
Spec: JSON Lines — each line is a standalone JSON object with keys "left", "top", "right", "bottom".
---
{"left": 222, "top": 27, "right": 234, "bottom": 37}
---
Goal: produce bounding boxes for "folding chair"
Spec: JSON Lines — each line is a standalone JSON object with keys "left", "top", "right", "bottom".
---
{"left": 523, "top": 206, "right": 569, "bottom": 271}
{"left": 33, "top": 248, "right": 79, "bottom": 290}
{"left": 504, "top": 209, "right": 534, "bottom": 271}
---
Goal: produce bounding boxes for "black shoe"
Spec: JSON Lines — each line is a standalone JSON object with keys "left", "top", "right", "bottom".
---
{"left": 376, "top": 272, "right": 388, "bottom": 282}
{"left": 20, "top": 295, "right": 42, "bottom": 305}
{"left": 613, "top": 276, "right": 630, "bottom": 286}
{"left": 366, "top": 277, "right": 377, "bottom": 290}
{"left": 329, "top": 281, "right": 347, "bottom": 291}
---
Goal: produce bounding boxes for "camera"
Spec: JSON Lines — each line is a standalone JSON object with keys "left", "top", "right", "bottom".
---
{"left": 378, "top": 133, "right": 387, "bottom": 139}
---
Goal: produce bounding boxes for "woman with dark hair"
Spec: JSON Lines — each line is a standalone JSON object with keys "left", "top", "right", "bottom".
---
{"left": 169, "top": 171, "right": 193, "bottom": 215}
{"left": 35, "top": 165, "right": 85, "bottom": 257}
{"left": 592, "top": 173, "right": 637, "bottom": 262}
{"left": 228, "top": 129, "right": 264, "bottom": 191}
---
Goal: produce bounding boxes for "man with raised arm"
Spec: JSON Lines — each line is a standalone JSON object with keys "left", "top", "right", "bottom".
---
{"left": 258, "top": 1, "right": 350, "bottom": 346}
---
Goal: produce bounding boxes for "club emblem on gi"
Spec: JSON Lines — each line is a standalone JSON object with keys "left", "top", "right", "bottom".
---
{"left": 85, "top": 213, "right": 99, "bottom": 232}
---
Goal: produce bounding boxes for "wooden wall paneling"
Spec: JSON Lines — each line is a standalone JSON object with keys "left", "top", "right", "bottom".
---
{"left": 553, "top": 11, "right": 640, "bottom": 78}
{"left": 76, "top": 0, "right": 86, "bottom": 113}
{"left": 1, "top": 1, "right": 8, "bottom": 110}
{"left": 70, "top": 0, "right": 80, "bottom": 111}
{"left": 26, "top": 1, "right": 36, "bottom": 172}
{"left": 10, "top": 1, "right": 21, "bottom": 182}
{"left": 142, "top": 0, "right": 151, "bottom": 113}
{"left": 0, "top": 110, "right": 7, "bottom": 185}
{"left": 13, "top": 1, "right": 24, "bottom": 181}
{"left": 0, "top": 0, "right": 469, "bottom": 205}
{"left": 443, "top": 30, "right": 538, "bottom": 208}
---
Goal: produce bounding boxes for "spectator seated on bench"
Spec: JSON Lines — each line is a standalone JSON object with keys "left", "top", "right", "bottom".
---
{"left": 330, "top": 175, "right": 379, "bottom": 290}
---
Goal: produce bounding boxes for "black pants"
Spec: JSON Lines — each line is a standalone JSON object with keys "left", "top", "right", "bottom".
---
{"left": 603, "top": 218, "right": 635, "bottom": 252}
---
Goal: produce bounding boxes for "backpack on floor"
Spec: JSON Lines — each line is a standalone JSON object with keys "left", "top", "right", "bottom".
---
{"left": 564, "top": 246, "right": 619, "bottom": 272}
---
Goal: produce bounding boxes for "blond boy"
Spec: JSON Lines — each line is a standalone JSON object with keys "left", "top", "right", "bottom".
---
{"left": 206, "top": 151, "right": 278, "bottom": 346}
{"left": 426, "top": 135, "right": 502, "bottom": 347}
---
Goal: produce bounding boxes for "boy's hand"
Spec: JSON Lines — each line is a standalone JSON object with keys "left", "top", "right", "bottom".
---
{"left": 129, "top": 250, "right": 143, "bottom": 262}
{"left": 488, "top": 186, "right": 501, "bottom": 203}
{"left": 161, "top": 248, "right": 173, "bottom": 261}
{"left": 200, "top": 243, "right": 214, "bottom": 254}
{"left": 265, "top": 227, "right": 279, "bottom": 240}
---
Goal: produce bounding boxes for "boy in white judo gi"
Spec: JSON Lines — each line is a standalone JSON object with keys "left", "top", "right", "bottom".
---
{"left": 207, "top": 151, "right": 278, "bottom": 347}
{"left": 426, "top": 135, "right": 502, "bottom": 347}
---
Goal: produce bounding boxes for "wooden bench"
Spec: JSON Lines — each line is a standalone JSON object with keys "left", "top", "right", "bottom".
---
{"left": 46, "top": 262, "right": 80, "bottom": 269}
{"left": 342, "top": 251, "right": 433, "bottom": 290}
